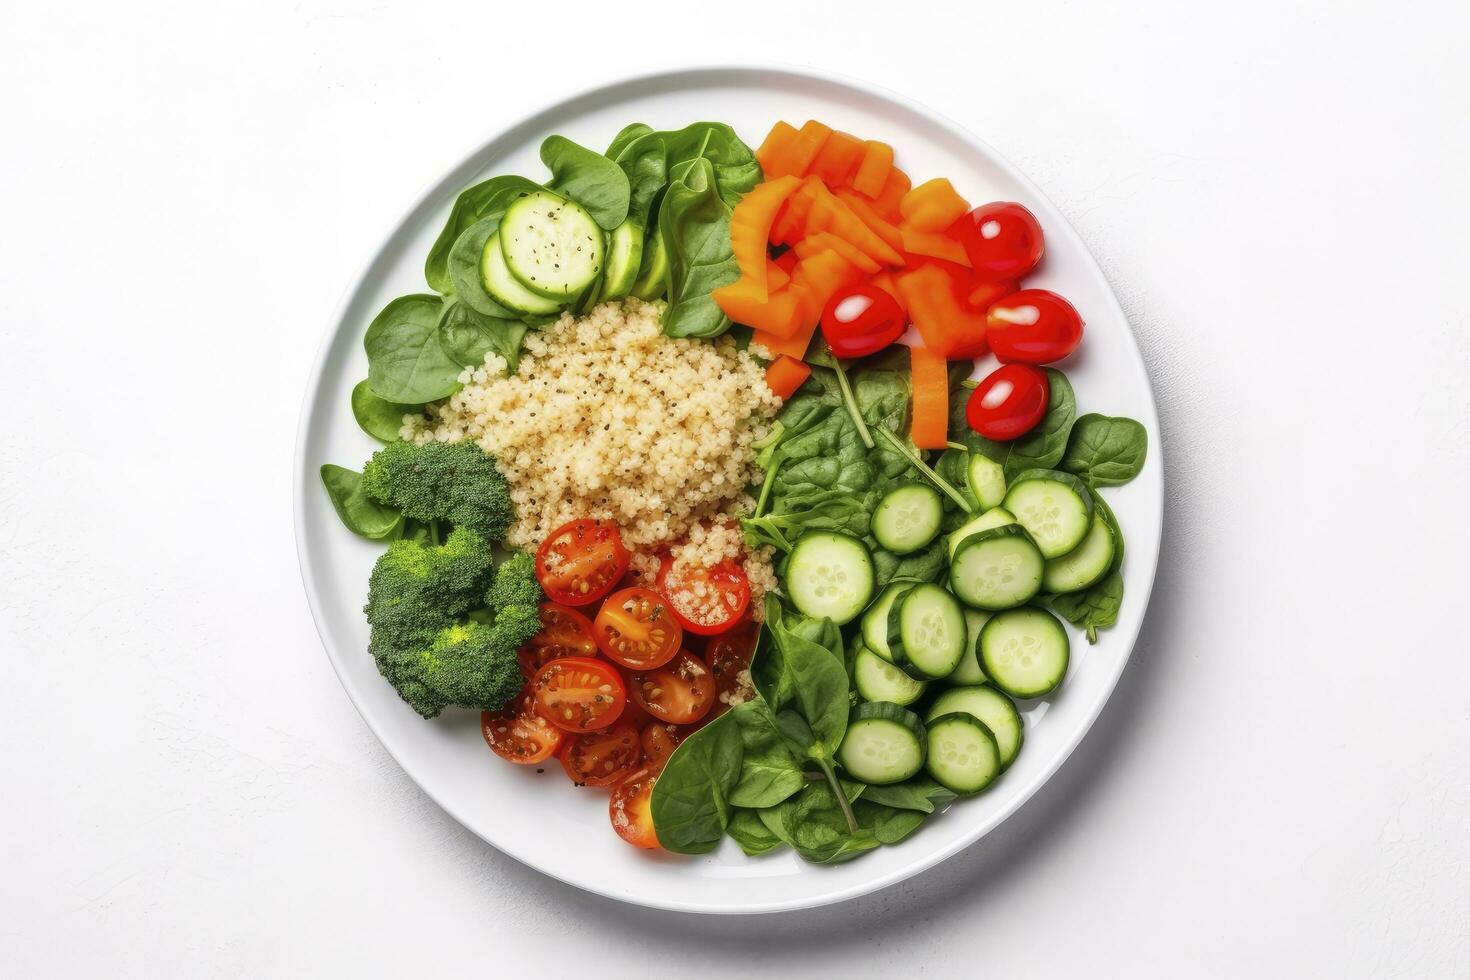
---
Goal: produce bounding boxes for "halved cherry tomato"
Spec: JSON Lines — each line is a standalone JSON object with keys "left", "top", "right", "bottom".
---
{"left": 640, "top": 722, "right": 685, "bottom": 770}
{"left": 707, "top": 620, "right": 759, "bottom": 717}
{"left": 535, "top": 519, "right": 630, "bottom": 607}
{"left": 630, "top": 650, "right": 715, "bottom": 725}
{"left": 986, "top": 289, "right": 1084, "bottom": 364}
{"left": 559, "top": 720, "right": 642, "bottom": 787}
{"left": 966, "top": 363, "right": 1050, "bottom": 441}
{"left": 818, "top": 283, "right": 907, "bottom": 359}
{"left": 532, "top": 657, "right": 627, "bottom": 733}
{"left": 656, "top": 556, "right": 751, "bottom": 636}
{"left": 592, "top": 587, "right": 682, "bottom": 670}
{"left": 517, "top": 602, "right": 597, "bottom": 677}
{"left": 481, "top": 689, "right": 563, "bottom": 765}
{"left": 952, "top": 202, "right": 1045, "bottom": 282}
{"left": 609, "top": 767, "right": 661, "bottom": 849}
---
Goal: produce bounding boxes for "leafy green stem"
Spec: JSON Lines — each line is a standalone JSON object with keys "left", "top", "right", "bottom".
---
{"left": 875, "top": 427, "right": 973, "bottom": 514}
{"left": 946, "top": 440, "right": 969, "bottom": 452}
{"left": 815, "top": 757, "right": 859, "bottom": 836}
{"left": 960, "top": 378, "right": 980, "bottom": 390}
{"left": 830, "top": 360, "right": 875, "bottom": 450}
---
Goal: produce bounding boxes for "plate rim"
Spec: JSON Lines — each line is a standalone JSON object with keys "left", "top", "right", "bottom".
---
{"left": 293, "top": 62, "right": 1164, "bottom": 915}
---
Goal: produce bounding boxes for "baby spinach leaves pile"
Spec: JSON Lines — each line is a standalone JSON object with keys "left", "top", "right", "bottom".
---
{"left": 651, "top": 596, "right": 957, "bottom": 862}
{"left": 355, "top": 123, "right": 760, "bottom": 429}
{"left": 946, "top": 373, "right": 1148, "bottom": 642}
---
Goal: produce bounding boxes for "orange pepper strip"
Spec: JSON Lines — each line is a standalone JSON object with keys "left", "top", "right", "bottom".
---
{"left": 755, "top": 121, "right": 798, "bottom": 176}
{"left": 851, "top": 140, "right": 893, "bottom": 197}
{"left": 909, "top": 345, "right": 950, "bottom": 450}
{"left": 793, "top": 232, "right": 882, "bottom": 274}
{"left": 728, "top": 175, "right": 803, "bottom": 298}
{"left": 712, "top": 280, "right": 805, "bottom": 338}
{"left": 900, "top": 226, "right": 972, "bottom": 267}
{"left": 771, "top": 120, "right": 832, "bottom": 179}
{"left": 765, "top": 355, "right": 812, "bottom": 399}
{"left": 870, "top": 167, "right": 911, "bottom": 219}
{"left": 894, "top": 264, "right": 988, "bottom": 359}
{"left": 809, "top": 131, "right": 866, "bottom": 187}
{"left": 899, "top": 178, "right": 971, "bottom": 232}
{"left": 804, "top": 186, "right": 905, "bottom": 266}
{"left": 834, "top": 189, "right": 907, "bottom": 256}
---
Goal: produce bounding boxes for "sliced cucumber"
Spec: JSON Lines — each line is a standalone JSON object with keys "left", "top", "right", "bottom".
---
{"left": 861, "top": 579, "right": 920, "bottom": 663}
{"left": 947, "top": 506, "right": 1017, "bottom": 558}
{"left": 480, "top": 231, "right": 562, "bottom": 316}
{"left": 966, "top": 454, "right": 1007, "bottom": 510}
{"left": 854, "top": 647, "right": 927, "bottom": 707}
{"left": 599, "top": 218, "right": 644, "bottom": 301}
{"left": 1002, "top": 469, "right": 1094, "bottom": 559}
{"left": 872, "top": 483, "right": 944, "bottom": 555}
{"left": 927, "top": 686, "right": 1023, "bottom": 769}
{"left": 949, "top": 524, "right": 1045, "bottom": 610}
{"left": 886, "top": 583, "right": 966, "bottom": 679}
{"left": 979, "top": 607, "right": 1070, "bottom": 699}
{"left": 499, "top": 190, "right": 605, "bottom": 301}
{"left": 925, "top": 712, "right": 1002, "bottom": 795}
{"left": 1043, "top": 509, "right": 1116, "bottom": 594}
{"left": 630, "top": 223, "right": 669, "bottom": 300}
{"left": 447, "top": 218, "right": 521, "bottom": 318}
{"left": 785, "top": 531, "right": 875, "bottom": 626}
{"left": 838, "top": 702, "right": 927, "bottom": 785}
{"left": 948, "top": 608, "right": 991, "bottom": 685}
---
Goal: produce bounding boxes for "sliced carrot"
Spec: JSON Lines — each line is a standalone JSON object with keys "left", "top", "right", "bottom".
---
{"left": 851, "top": 140, "right": 893, "bottom": 197}
{"left": 894, "top": 264, "right": 988, "bottom": 359}
{"left": 793, "top": 232, "right": 881, "bottom": 274}
{"left": 899, "top": 178, "right": 971, "bottom": 232}
{"left": 908, "top": 345, "right": 950, "bottom": 450}
{"left": 766, "top": 355, "right": 812, "bottom": 399}
{"left": 755, "top": 121, "right": 798, "bottom": 176}
{"left": 804, "top": 187, "right": 905, "bottom": 266}
{"left": 871, "top": 270, "right": 908, "bottom": 313}
{"left": 834, "top": 189, "right": 906, "bottom": 256}
{"left": 770, "top": 120, "right": 832, "bottom": 178}
{"left": 966, "top": 279, "right": 1016, "bottom": 311}
{"left": 790, "top": 249, "right": 864, "bottom": 320}
{"left": 769, "top": 176, "right": 826, "bottom": 245}
{"left": 713, "top": 279, "right": 804, "bottom": 338}
{"left": 728, "top": 175, "right": 803, "bottom": 299}
{"left": 900, "top": 226, "right": 971, "bottom": 267}
{"left": 766, "top": 258, "right": 792, "bottom": 293}
{"left": 809, "top": 131, "right": 866, "bottom": 188}
{"left": 752, "top": 307, "right": 820, "bottom": 360}
{"left": 870, "top": 167, "right": 911, "bottom": 219}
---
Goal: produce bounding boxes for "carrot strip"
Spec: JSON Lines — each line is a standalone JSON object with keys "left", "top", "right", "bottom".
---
{"left": 713, "top": 280, "right": 805, "bottom": 338}
{"left": 899, "top": 178, "right": 971, "bottom": 232}
{"left": 909, "top": 345, "right": 950, "bottom": 450}
{"left": 834, "top": 189, "right": 907, "bottom": 256}
{"left": 793, "top": 232, "right": 882, "bottom": 274}
{"left": 809, "top": 131, "right": 866, "bottom": 187}
{"left": 752, "top": 312, "right": 819, "bottom": 359}
{"left": 755, "top": 121, "right": 798, "bottom": 176}
{"left": 894, "top": 264, "right": 988, "bottom": 358}
{"left": 870, "top": 167, "right": 911, "bottom": 219}
{"left": 900, "top": 226, "right": 971, "bottom": 267}
{"left": 727, "top": 174, "right": 803, "bottom": 299}
{"left": 765, "top": 355, "right": 812, "bottom": 399}
{"left": 771, "top": 120, "right": 832, "bottom": 179}
{"left": 851, "top": 140, "right": 893, "bottom": 197}
{"left": 804, "top": 187, "right": 905, "bottom": 266}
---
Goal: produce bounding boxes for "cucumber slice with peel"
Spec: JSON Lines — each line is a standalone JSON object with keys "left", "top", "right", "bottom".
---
{"left": 838, "top": 701, "right": 927, "bottom": 785}
{"left": 885, "top": 583, "right": 966, "bottom": 679}
{"left": 925, "top": 712, "right": 1002, "bottom": 795}
{"left": 948, "top": 506, "right": 1018, "bottom": 558}
{"left": 949, "top": 524, "right": 1045, "bottom": 610}
{"left": 948, "top": 608, "right": 991, "bottom": 685}
{"left": 979, "top": 607, "right": 1070, "bottom": 699}
{"left": 1002, "top": 469, "right": 1094, "bottom": 559}
{"left": 480, "top": 231, "right": 562, "bottom": 316}
{"left": 966, "top": 454, "right": 1007, "bottom": 510}
{"left": 785, "top": 531, "right": 875, "bottom": 626}
{"left": 1043, "top": 510, "right": 1116, "bottom": 594}
{"left": 500, "top": 190, "right": 605, "bottom": 301}
{"left": 872, "top": 483, "right": 944, "bottom": 555}
{"left": 927, "top": 685, "right": 1023, "bottom": 769}
{"left": 599, "top": 218, "right": 644, "bottom": 301}
{"left": 861, "top": 579, "right": 921, "bottom": 664}
{"left": 854, "top": 647, "right": 927, "bottom": 706}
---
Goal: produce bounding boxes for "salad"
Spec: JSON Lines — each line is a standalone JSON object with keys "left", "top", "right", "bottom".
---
{"left": 320, "top": 117, "right": 1149, "bottom": 864}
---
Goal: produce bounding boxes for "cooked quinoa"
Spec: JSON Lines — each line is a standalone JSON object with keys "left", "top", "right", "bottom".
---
{"left": 404, "top": 299, "right": 782, "bottom": 606}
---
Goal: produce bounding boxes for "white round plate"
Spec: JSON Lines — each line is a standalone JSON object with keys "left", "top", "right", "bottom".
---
{"left": 294, "top": 65, "right": 1162, "bottom": 915}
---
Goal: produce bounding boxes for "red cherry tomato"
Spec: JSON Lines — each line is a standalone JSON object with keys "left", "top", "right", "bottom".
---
{"left": 592, "top": 587, "right": 683, "bottom": 670}
{"left": 706, "top": 620, "right": 759, "bottom": 718}
{"left": 656, "top": 556, "right": 751, "bottom": 636}
{"left": 630, "top": 650, "right": 716, "bottom": 725}
{"left": 531, "top": 657, "right": 627, "bottom": 733}
{"left": 517, "top": 602, "right": 597, "bottom": 677}
{"left": 966, "top": 363, "right": 1050, "bottom": 441}
{"left": 481, "top": 689, "right": 563, "bottom": 765}
{"left": 986, "top": 289, "right": 1084, "bottom": 364}
{"left": 609, "top": 766, "right": 661, "bottom": 848}
{"left": 819, "top": 283, "right": 907, "bottom": 359}
{"left": 952, "top": 202, "right": 1045, "bottom": 282}
{"left": 640, "top": 722, "right": 685, "bottom": 771}
{"left": 558, "top": 720, "right": 642, "bottom": 787}
{"left": 535, "top": 519, "right": 630, "bottom": 607}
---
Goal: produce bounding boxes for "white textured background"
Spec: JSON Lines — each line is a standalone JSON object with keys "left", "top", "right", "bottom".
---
{"left": 2, "top": 1, "right": 1467, "bottom": 976}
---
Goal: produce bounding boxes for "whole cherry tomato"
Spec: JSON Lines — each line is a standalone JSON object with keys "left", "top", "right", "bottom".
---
{"left": 535, "top": 519, "right": 630, "bottom": 607}
{"left": 966, "top": 363, "right": 1050, "bottom": 441}
{"left": 986, "top": 289, "right": 1084, "bottom": 364}
{"left": 952, "top": 202, "right": 1045, "bottom": 282}
{"left": 819, "top": 283, "right": 907, "bottom": 359}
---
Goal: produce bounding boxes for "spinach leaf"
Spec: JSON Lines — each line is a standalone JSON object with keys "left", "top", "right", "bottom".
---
{"left": 363, "top": 294, "right": 463, "bottom": 403}
{"left": 1059, "top": 413, "right": 1149, "bottom": 487}
{"left": 728, "top": 695, "right": 805, "bottom": 809}
{"left": 727, "top": 808, "right": 785, "bottom": 856}
{"left": 1050, "top": 494, "right": 1126, "bottom": 642}
{"left": 320, "top": 464, "right": 403, "bottom": 539}
{"left": 741, "top": 489, "right": 869, "bottom": 552}
{"left": 752, "top": 595, "right": 847, "bottom": 734}
{"left": 853, "top": 800, "right": 928, "bottom": 845}
{"left": 350, "top": 380, "right": 417, "bottom": 443}
{"left": 446, "top": 217, "right": 522, "bottom": 319}
{"left": 649, "top": 710, "right": 743, "bottom": 854}
{"left": 658, "top": 156, "right": 741, "bottom": 338}
{"left": 951, "top": 368, "right": 1077, "bottom": 480}
{"left": 436, "top": 298, "right": 528, "bottom": 374}
{"left": 540, "top": 135, "right": 630, "bottom": 230}
{"left": 860, "top": 776, "right": 958, "bottom": 814}
{"left": 424, "top": 175, "right": 543, "bottom": 294}
{"left": 871, "top": 537, "right": 948, "bottom": 592}
{"left": 614, "top": 122, "right": 761, "bottom": 222}
{"left": 604, "top": 122, "right": 653, "bottom": 159}
{"left": 759, "top": 780, "right": 879, "bottom": 864}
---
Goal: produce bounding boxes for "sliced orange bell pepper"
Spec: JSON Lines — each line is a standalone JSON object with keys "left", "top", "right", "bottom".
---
{"left": 755, "top": 121, "right": 797, "bottom": 176}
{"left": 728, "top": 175, "right": 803, "bottom": 299}
{"left": 766, "top": 258, "right": 792, "bottom": 294}
{"left": 870, "top": 167, "right": 911, "bottom": 219}
{"left": 765, "top": 355, "right": 812, "bottom": 399}
{"left": 909, "top": 345, "right": 950, "bottom": 450}
{"left": 900, "top": 226, "right": 971, "bottom": 267}
{"left": 773, "top": 249, "right": 799, "bottom": 275}
{"left": 834, "top": 189, "right": 906, "bottom": 256}
{"left": 871, "top": 269, "right": 908, "bottom": 314}
{"left": 793, "top": 232, "right": 881, "bottom": 274}
{"left": 851, "top": 140, "right": 893, "bottom": 197}
{"left": 713, "top": 279, "right": 805, "bottom": 339}
{"left": 769, "top": 176, "right": 826, "bottom": 245}
{"left": 790, "top": 249, "right": 864, "bottom": 324}
{"left": 899, "top": 178, "right": 971, "bottom": 232}
{"left": 770, "top": 120, "right": 832, "bottom": 179}
{"left": 809, "top": 131, "right": 866, "bottom": 188}
{"left": 894, "top": 264, "right": 988, "bottom": 359}
{"left": 804, "top": 187, "right": 905, "bottom": 266}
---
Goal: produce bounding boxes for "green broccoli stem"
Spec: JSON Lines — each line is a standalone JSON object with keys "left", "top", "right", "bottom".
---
{"left": 875, "top": 426, "right": 973, "bottom": 514}
{"left": 829, "top": 359, "right": 874, "bottom": 450}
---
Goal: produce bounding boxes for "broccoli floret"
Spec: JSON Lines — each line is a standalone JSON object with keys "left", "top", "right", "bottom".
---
{"left": 361, "top": 440, "right": 512, "bottom": 542}
{"left": 363, "top": 527, "right": 545, "bottom": 719}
